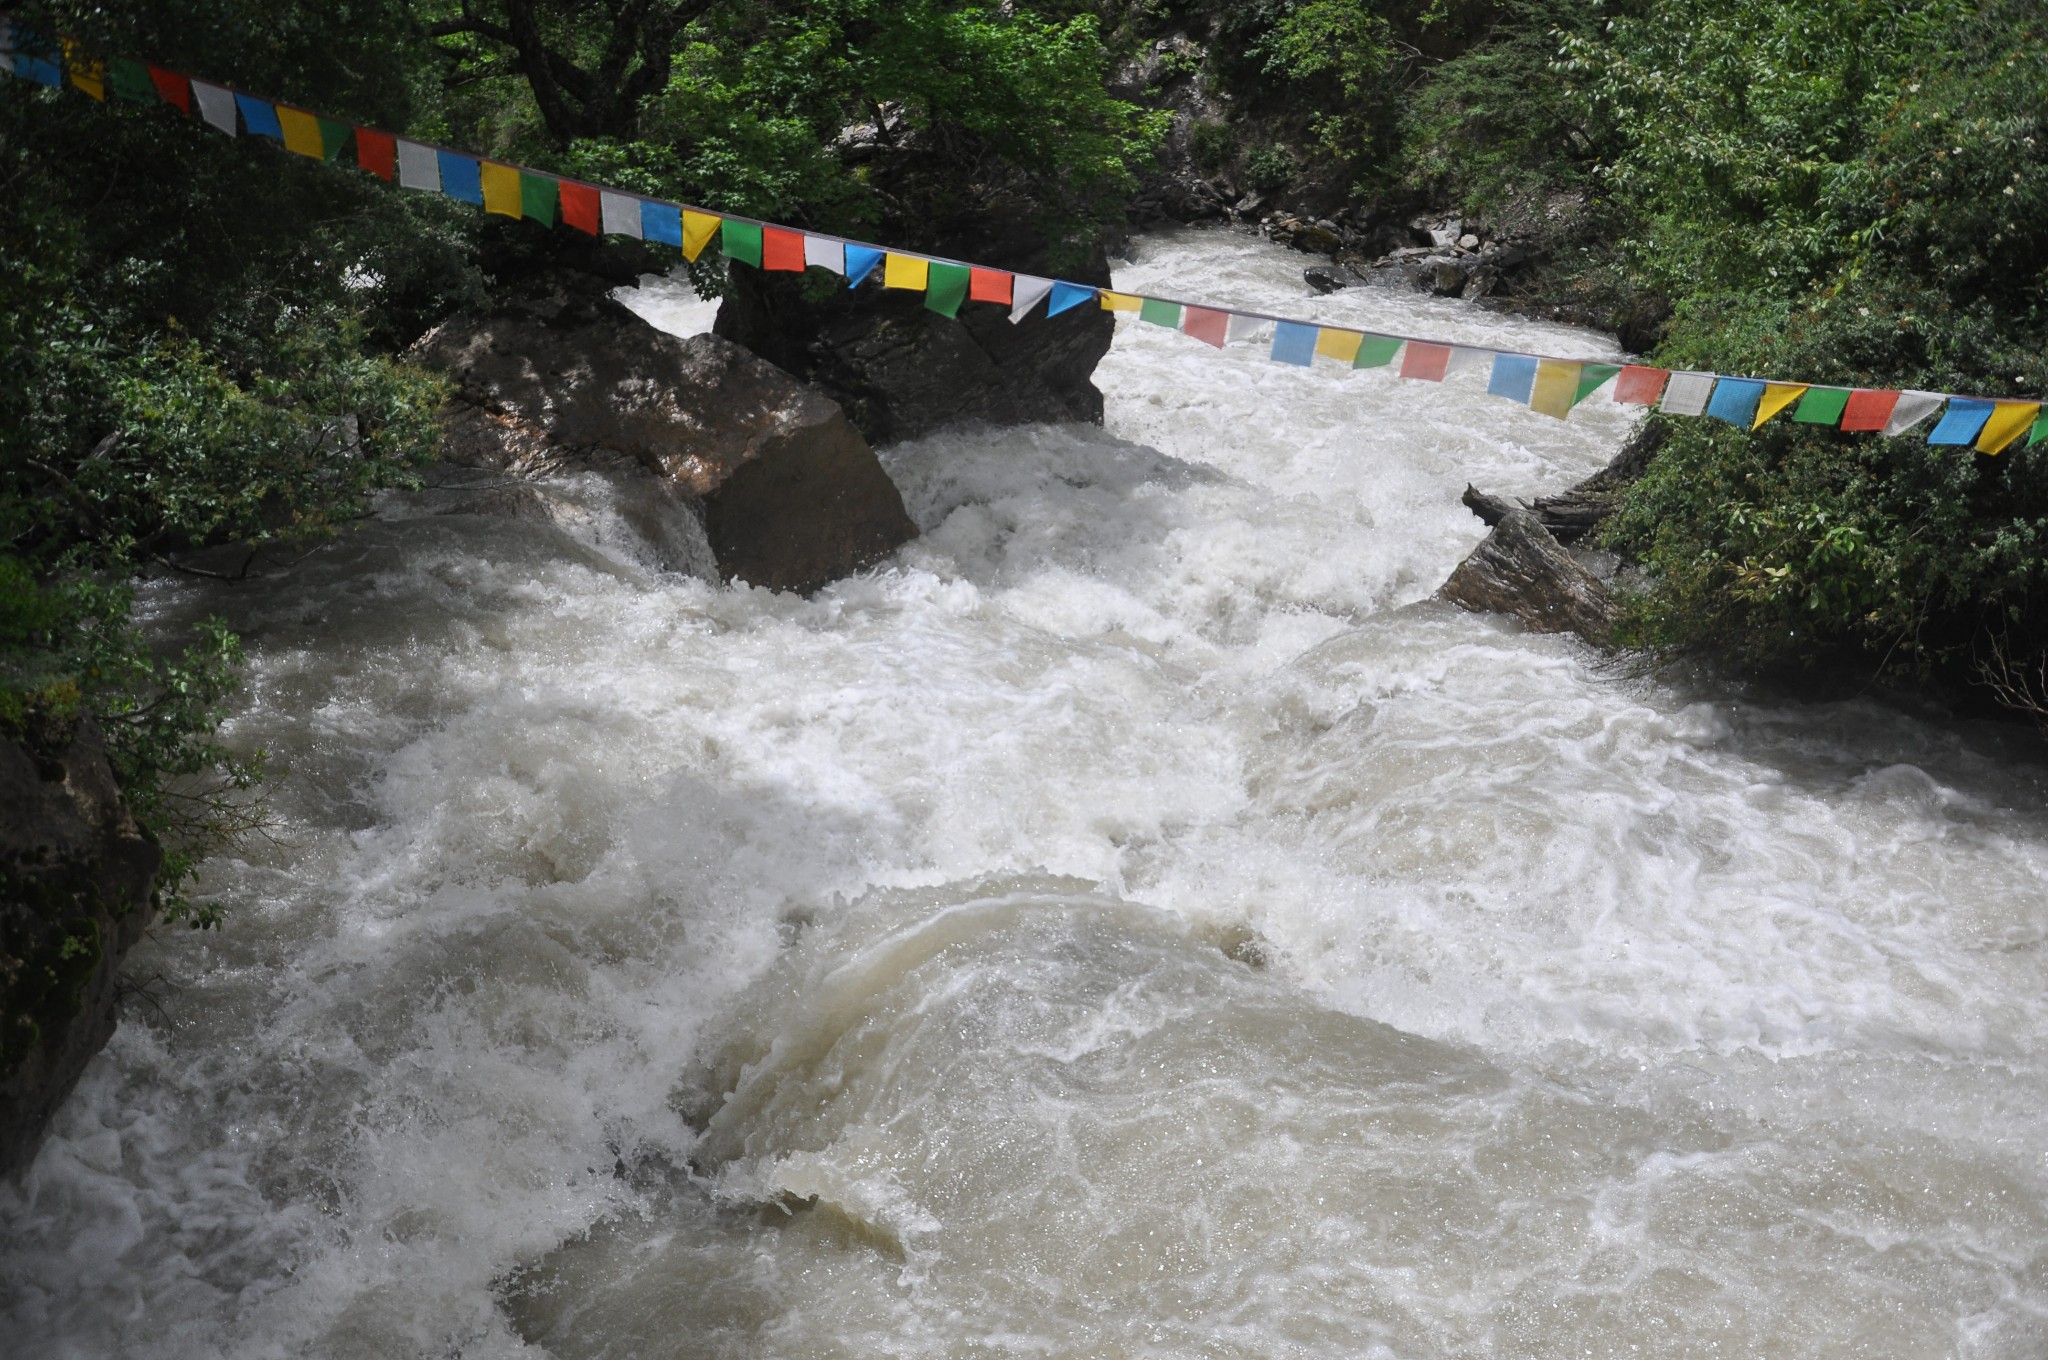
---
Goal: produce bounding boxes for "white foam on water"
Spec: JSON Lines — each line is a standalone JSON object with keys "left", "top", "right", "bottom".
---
{"left": 4, "top": 228, "right": 2047, "bottom": 1358}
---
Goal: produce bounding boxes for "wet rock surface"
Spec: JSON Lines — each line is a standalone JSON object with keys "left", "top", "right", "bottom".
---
{"left": 0, "top": 722, "right": 162, "bottom": 1177}
{"left": 1440, "top": 508, "right": 1619, "bottom": 646}
{"left": 411, "top": 275, "right": 918, "bottom": 594}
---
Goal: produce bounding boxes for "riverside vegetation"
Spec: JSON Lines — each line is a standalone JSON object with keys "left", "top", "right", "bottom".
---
{"left": 0, "top": 0, "right": 2044, "bottom": 1119}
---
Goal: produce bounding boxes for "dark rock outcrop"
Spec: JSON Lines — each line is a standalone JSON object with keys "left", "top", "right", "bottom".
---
{"left": 712, "top": 222, "right": 1116, "bottom": 446}
{"left": 1440, "top": 509, "right": 1618, "bottom": 646}
{"left": 1, "top": 721, "right": 162, "bottom": 1177}
{"left": 412, "top": 276, "right": 918, "bottom": 594}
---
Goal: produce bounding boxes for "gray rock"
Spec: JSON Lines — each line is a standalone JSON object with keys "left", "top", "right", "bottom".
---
{"left": 412, "top": 278, "right": 918, "bottom": 594}
{"left": 1457, "top": 233, "right": 1480, "bottom": 251}
{"left": 1440, "top": 508, "right": 1618, "bottom": 646}
{"left": 1304, "top": 266, "right": 1349, "bottom": 295}
{"left": 0, "top": 721, "right": 162, "bottom": 1176}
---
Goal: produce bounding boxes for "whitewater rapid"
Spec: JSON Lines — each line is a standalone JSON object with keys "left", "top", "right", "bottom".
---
{"left": 6, "top": 228, "right": 2047, "bottom": 1358}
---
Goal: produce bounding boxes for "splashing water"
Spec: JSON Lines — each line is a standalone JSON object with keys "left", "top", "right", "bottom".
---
{"left": 5, "top": 228, "right": 2047, "bottom": 1359}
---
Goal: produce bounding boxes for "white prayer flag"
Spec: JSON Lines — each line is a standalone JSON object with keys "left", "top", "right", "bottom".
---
{"left": 1226, "top": 313, "right": 1273, "bottom": 346}
{"left": 1447, "top": 346, "right": 1493, "bottom": 377}
{"left": 1660, "top": 371, "right": 1716, "bottom": 417}
{"left": 600, "top": 192, "right": 642, "bottom": 238}
{"left": 395, "top": 140, "right": 439, "bottom": 191}
{"left": 1009, "top": 276, "right": 1054, "bottom": 323}
{"left": 1883, "top": 390, "right": 1945, "bottom": 436}
{"left": 803, "top": 235, "right": 845, "bottom": 274}
{"left": 192, "top": 80, "right": 238, "bottom": 135}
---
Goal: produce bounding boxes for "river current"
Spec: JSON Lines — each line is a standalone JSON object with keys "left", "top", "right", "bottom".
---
{"left": 6, "top": 229, "right": 2048, "bottom": 1358}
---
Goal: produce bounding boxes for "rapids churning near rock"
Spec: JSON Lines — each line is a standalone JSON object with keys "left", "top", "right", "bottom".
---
{"left": 6, "top": 229, "right": 2048, "bottom": 1358}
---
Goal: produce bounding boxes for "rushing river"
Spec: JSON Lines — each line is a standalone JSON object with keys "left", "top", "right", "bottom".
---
{"left": 7, "top": 229, "right": 2048, "bottom": 1359}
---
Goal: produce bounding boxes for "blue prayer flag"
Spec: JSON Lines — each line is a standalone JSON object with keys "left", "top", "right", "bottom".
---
{"left": 844, "top": 245, "right": 884, "bottom": 287}
{"left": 1047, "top": 282, "right": 1097, "bottom": 317}
{"left": 1488, "top": 354, "right": 1539, "bottom": 404}
{"left": 1270, "top": 321, "right": 1316, "bottom": 367}
{"left": 235, "top": 93, "right": 283, "bottom": 140}
{"left": 640, "top": 201, "right": 682, "bottom": 247}
{"left": 437, "top": 150, "right": 483, "bottom": 205}
{"left": 7, "top": 24, "right": 62, "bottom": 85}
{"left": 1706, "top": 378, "right": 1765, "bottom": 427}
{"left": 1927, "top": 398, "right": 1995, "bottom": 445}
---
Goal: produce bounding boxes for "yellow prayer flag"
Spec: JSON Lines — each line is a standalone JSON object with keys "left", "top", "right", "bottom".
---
{"left": 1753, "top": 383, "right": 1809, "bottom": 429}
{"left": 682, "top": 210, "right": 721, "bottom": 261}
{"left": 1315, "top": 328, "right": 1364, "bottom": 364}
{"left": 1530, "top": 360, "right": 1583, "bottom": 420}
{"left": 277, "top": 108, "right": 326, "bottom": 160}
{"left": 1977, "top": 401, "right": 2042, "bottom": 455}
{"left": 64, "top": 40, "right": 104, "bottom": 100}
{"left": 1099, "top": 291, "right": 1142, "bottom": 311}
{"left": 884, "top": 253, "right": 929, "bottom": 290}
{"left": 480, "top": 163, "right": 524, "bottom": 219}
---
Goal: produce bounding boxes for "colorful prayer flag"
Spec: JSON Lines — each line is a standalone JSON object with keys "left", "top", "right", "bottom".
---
{"left": 7, "top": 24, "right": 60, "bottom": 86}
{"left": 63, "top": 39, "right": 103, "bottom": 100}
{"left": 1883, "top": 391, "right": 1945, "bottom": 436}
{"left": 109, "top": 58, "right": 153, "bottom": 103}
{"left": 884, "top": 252, "right": 929, "bottom": 291}
{"left": 1271, "top": 321, "right": 1317, "bottom": 367}
{"left": 2031, "top": 414, "right": 2048, "bottom": 448}
{"left": 1706, "top": 378, "right": 1766, "bottom": 427}
{"left": 1660, "top": 372, "right": 1716, "bottom": 417}
{"left": 1614, "top": 366, "right": 1669, "bottom": 406}
{"left": 641, "top": 201, "right": 682, "bottom": 247}
{"left": 970, "top": 268, "right": 1012, "bottom": 305}
{"left": 1315, "top": 328, "right": 1363, "bottom": 364}
{"left": 1226, "top": 313, "right": 1272, "bottom": 346}
{"left": 148, "top": 66, "right": 190, "bottom": 112}
{"left": 684, "top": 211, "right": 723, "bottom": 261}
{"left": 802, "top": 234, "right": 843, "bottom": 273}
{"left": 1448, "top": 347, "right": 1493, "bottom": 378}
{"left": 1182, "top": 306, "right": 1228, "bottom": 348}
{"left": 1099, "top": 291, "right": 1142, "bottom": 312}
{"left": 279, "top": 107, "right": 327, "bottom": 159}
{"left": 1791, "top": 387, "right": 1852, "bottom": 426}
{"left": 1838, "top": 389, "right": 1898, "bottom": 432}
{"left": 1010, "top": 275, "right": 1054, "bottom": 321}
{"left": 926, "top": 262, "right": 972, "bottom": 317}
{"left": 721, "top": 219, "right": 764, "bottom": 265}
{"left": 1531, "top": 360, "right": 1584, "bottom": 419}
{"left": 519, "top": 173, "right": 557, "bottom": 226}
{"left": 1488, "top": 354, "right": 1538, "bottom": 405}
{"left": 1926, "top": 398, "right": 1995, "bottom": 446}
{"left": 1574, "top": 364, "right": 1622, "bottom": 406}
{"left": 1353, "top": 336, "right": 1402, "bottom": 369}
{"left": 1141, "top": 298, "right": 1184, "bottom": 329}
{"left": 761, "top": 227, "right": 806, "bottom": 271}
{"left": 1046, "top": 282, "right": 1096, "bottom": 316}
{"left": 438, "top": 151, "right": 483, "bottom": 205}
{"left": 1754, "top": 383, "right": 1807, "bottom": 428}
{"left": 236, "top": 93, "right": 283, "bottom": 141}
{"left": 600, "top": 191, "right": 642, "bottom": 238}
{"left": 1401, "top": 342, "right": 1452, "bottom": 382}
{"left": 845, "top": 245, "right": 885, "bottom": 286}
{"left": 1977, "top": 402, "right": 2041, "bottom": 454}
{"left": 560, "top": 182, "right": 600, "bottom": 234}
{"left": 191, "top": 80, "right": 237, "bottom": 134}
{"left": 480, "top": 162, "right": 523, "bottom": 218}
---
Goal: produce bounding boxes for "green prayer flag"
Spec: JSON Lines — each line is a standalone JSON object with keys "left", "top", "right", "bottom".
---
{"left": 925, "top": 261, "right": 971, "bottom": 317}
{"left": 520, "top": 173, "right": 558, "bottom": 226}
{"left": 722, "top": 220, "right": 763, "bottom": 267}
{"left": 317, "top": 116, "right": 351, "bottom": 162}
{"left": 109, "top": 58, "right": 154, "bottom": 103}
{"left": 1354, "top": 336, "right": 1402, "bottom": 369}
{"left": 1139, "top": 297, "right": 1183, "bottom": 328}
{"left": 1573, "top": 364, "right": 1621, "bottom": 406}
{"left": 1792, "top": 387, "right": 1853, "bottom": 425}
{"left": 2031, "top": 413, "right": 2048, "bottom": 447}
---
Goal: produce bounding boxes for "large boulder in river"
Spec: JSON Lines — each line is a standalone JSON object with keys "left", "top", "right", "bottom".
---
{"left": 411, "top": 275, "right": 918, "bottom": 594}
{"left": 1440, "top": 508, "right": 1618, "bottom": 646}
{"left": 1, "top": 720, "right": 162, "bottom": 1177}
{"left": 712, "top": 221, "right": 1117, "bottom": 445}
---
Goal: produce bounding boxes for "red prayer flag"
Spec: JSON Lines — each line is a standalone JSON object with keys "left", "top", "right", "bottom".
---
{"left": 1839, "top": 389, "right": 1900, "bottom": 432}
{"left": 762, "top": 227, "right": 806, "bottom": 272}
{"left": 147, "top": 65, "right": 191, "bottom": 113}
{"left": 560, "top": 182, "right": 601, "bottom": 235}
{"left": 969, "top": 268, "right": 1013, "bottom": 305}
{"left": 1613, "top": 365, "right": 1669, "bottom": 406}
{"left": 355, "top": 128, "right": 396, "bottom": 181}
{"left": 1182, "top": 306, "right": 1228, "bottom": 348}
{"left": 1400, "top": 341, "right": 1451, "bottom": 382}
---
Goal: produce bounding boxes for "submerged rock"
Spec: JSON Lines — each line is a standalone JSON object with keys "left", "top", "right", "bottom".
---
{"left": 0, "top": 721, "right": 162, "bottom": 1177}
{"left": 412, "top": 275, "right": 918, "bottom": 594}
{"left": 1440, "top": 508, "right": 1618, "bottom": 646}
